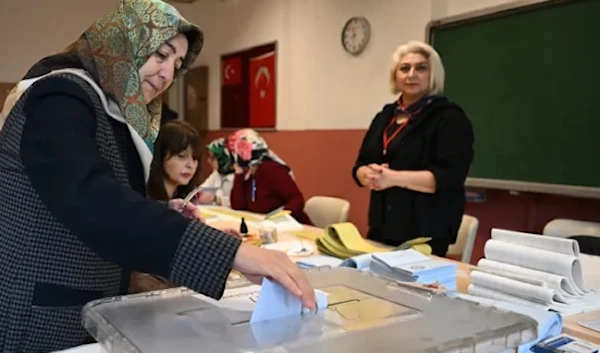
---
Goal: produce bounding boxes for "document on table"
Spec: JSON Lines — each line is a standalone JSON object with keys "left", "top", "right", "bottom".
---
{"left": 578, "top": 320, "right": 600, "bottom": 333}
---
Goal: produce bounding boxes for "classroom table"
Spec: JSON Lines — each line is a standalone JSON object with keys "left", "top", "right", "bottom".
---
{"left": 563, "top": 311, "right": 600, "bottom": 344}
{"left": 136, "top": 219, "right": 599, "bottom": 342}
{"left": 58, "top": 220, "right": 599, "bottom": 353}
{"left": 229, "top": 222, "right": 600, "bottom": 345}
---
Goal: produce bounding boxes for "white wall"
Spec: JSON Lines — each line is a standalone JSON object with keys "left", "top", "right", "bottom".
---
{"left": 180, "top": 0, "right": 523, "bottom": 130}
{"left": 0, "top": 0, "right": 119, "bottom": 82}
{"left": 181, "top": 0, "right": 434, "bottom": 130}
{"left": 0, "top": 0, "right": 522, "bottom": 130}
{"left": 446, "top": 0, "right": 522, "bottom": 16}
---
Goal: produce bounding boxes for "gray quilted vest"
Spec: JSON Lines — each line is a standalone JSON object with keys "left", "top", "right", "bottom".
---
{"left": 0, "top": 72, "right": 129, "bottom": 352}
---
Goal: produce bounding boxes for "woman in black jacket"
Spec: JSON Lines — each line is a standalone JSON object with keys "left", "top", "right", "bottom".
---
{"left": 0, "top": 1, "right": 313, "bottom": 351}
{"left": 353, "top": 40, "right": 474, "bottom": 257}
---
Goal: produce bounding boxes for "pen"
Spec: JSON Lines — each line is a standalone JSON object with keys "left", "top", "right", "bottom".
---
{"left": 251, "top": 179, "right": 256, "bottom": 202}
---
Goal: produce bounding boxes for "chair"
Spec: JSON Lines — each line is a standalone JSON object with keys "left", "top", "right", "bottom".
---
{"left": 447, "top": 214, "right": 479, "bottom": 263}
{"left": 304, "top": 196, "right": 350, "bottom": 228}
{"left": 543, "top": 218, "right": 600, "bottom": 239}
{"left": 543, "top": 219, "right": 600, "bottom": 289}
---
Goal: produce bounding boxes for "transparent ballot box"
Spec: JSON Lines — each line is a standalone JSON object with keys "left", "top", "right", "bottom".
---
{"left": 82, "top": 267, "right": 537, "bottom": 353}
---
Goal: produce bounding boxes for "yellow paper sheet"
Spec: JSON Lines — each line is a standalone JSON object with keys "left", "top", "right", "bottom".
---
{"left": 325, "top": 223, "right": 390, "bottom": 253}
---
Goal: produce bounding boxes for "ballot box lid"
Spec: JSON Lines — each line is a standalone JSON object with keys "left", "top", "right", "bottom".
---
{"left": 82, "top": 267, "right": 537, "bottom": 353}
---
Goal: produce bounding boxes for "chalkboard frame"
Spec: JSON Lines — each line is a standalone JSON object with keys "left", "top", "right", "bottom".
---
{"left": 425, "top": 0, "right": 600, "bottom": 199}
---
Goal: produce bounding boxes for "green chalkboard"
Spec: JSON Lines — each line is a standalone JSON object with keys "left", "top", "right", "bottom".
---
{"left": 429, "top": 0, "right": 599, "bottom": 192}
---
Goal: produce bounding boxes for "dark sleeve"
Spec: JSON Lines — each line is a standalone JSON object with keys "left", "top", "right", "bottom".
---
{"left": 229, "top": 173, "right": 247, "bottom": 210}
{"left": 20, "top": 76, "right": 241, "bottom": 299}
{"left": 429, "top": 107, "right": 475, "bottom": 192}
{"left": 352, "top": 112, "right": 383, "bottom": 187}
{"left": 262, "top": 162, "right": 306, "bottom": 216}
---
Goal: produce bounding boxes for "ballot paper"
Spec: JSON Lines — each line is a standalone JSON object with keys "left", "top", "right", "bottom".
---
{"left": 251, "top": 278, "right": 328, "bottom": 323}
{"left": 194, "top": 278, "right": 328, "bottom": 324}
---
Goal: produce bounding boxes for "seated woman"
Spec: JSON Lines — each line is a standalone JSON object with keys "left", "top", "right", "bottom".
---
{"left": 132, "top": 120, "right": 203, "bottom": 293}
{"left": 197, "top": 137, "right": 235, "bottom": 207}
{"left": 352, "top": 40, "right": 474, "bottom": 257}
{"left": 228, "top": 128, "right": 312, "bottom": 225}
{"left": 147, "top": 120, "right": 201, "bottom": 202}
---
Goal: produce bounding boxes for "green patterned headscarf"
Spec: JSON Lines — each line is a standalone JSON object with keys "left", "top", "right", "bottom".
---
{"left": 207, "top": 137, "right": 234, "bottom": 175}
{"left": 22, "top": 0, "right": 203, "bottom": 151}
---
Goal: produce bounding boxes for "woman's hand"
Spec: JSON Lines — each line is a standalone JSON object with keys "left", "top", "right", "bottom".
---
{"left": 198, "top": 192, "right": 216, "bottom": 204}
{"left": 168, "top": 199, "right": 205, "bottom": 222}
{"left": 369, "top": 165, "right": 437, "bottom": 193}
{"left": 368, "top": 163, "right": 395, "bottom": 191}
{"left": 356, "top": 165, "right": 378, "bottom": 188}
{"left": 232, "top": 243, "right": 316, "bottom": 310}
{"left": 233, "top": 163, "right": 244, "bottom": 174}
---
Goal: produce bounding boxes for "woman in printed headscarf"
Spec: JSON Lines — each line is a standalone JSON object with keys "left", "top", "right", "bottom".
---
{"left": 0, "top": 1, "right": 314, "bottom": 351}
{"left": 197, "top": 137, "right": 235, "bottom": 207}
{"left": 228, "top": 129, "right": 313, "bottom": 225}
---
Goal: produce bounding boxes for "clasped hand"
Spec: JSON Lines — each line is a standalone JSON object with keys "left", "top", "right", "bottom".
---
{"left": 357, "top": 163, "right": 394, "bottom": 191}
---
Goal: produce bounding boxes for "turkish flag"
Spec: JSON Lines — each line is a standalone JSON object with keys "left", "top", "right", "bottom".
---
{"left": 248, "top": 51, "right": 276, "bottom": 128}
{"left": 221, "top": 55, "right": 246, "bottom": 128}
{"left": 222, "top": 56, "right": 241, "bottom": 86}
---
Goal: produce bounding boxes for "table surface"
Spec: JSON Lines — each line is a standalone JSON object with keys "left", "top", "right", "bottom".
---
{"left": 59, "top": 221, "right": 599, "bottom": 352}
{"left": 250, "top": 223, "right": 600, "bottom": 344}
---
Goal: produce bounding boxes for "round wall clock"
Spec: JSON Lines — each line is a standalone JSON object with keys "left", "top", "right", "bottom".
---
{"left": 341, "top": 16, "right": 371, "bottom": 56}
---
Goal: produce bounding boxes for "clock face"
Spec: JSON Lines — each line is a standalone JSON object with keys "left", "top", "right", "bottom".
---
{"left": 342, "top": 16, "right": 371, "bottom": 56}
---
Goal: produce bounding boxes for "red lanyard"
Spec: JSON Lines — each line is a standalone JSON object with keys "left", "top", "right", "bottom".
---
{"left": 382, "top": 117, "right": 408, "bottom": 156}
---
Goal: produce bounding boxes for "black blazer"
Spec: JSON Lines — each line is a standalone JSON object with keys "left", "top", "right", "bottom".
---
{"left": 352, "top": 96, "right": 474, "bottom": 256}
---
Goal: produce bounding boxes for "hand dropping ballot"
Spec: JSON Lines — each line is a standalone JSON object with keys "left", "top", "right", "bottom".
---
{"left": 195, "top": 277, "right": 328, "bottom": 324}
{"left": 250, "top": 278, "right": 328, "bottom": 323}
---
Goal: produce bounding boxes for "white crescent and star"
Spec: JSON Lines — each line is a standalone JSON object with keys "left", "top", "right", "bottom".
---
{"left": 254, "top": 66, "right": 271, "bottom": 98}
{"left": 224, "top": 64, "right": 235, "bottom": 80}
{"left": 223, "top": 61, "right": 272, "bottom": 100}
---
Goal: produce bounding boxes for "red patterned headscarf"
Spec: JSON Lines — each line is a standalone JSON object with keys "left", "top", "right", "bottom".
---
{"left": 227, "top": 129, "right": 289, "bottom": 170}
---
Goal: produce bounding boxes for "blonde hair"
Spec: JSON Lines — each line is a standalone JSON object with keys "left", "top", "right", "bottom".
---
{"left": 388, "top": 40, "right": 445, "bottom": 95}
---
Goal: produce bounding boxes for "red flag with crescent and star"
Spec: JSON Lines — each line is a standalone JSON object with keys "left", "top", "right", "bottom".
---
{"left": 248, "top": 51, "right": 276, "bottom": 128}
{"left": 222, "top": 57, "right": 241, "bottom": 86}
{"left": 220, "top": 55, "right": 245, "bottom": 128}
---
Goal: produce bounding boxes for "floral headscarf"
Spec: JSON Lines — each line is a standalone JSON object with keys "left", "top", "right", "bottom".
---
{"left": 206, "top": 137, "right": 234, "bottom": 175}
{"left": 227, "top": 129, "right": 289, "bottom": 169}
{"left": 20, "top": 0, "right": 203, "bottom": 151}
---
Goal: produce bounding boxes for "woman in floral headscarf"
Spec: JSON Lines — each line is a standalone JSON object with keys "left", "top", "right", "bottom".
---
{"left": 228, "top": 128, "right": 313, "bottom": 225}
{"left": 197, "top": 137, "right": 235, "bottom": 207}
{"left": 0, "top": 1, "right": 314, "bottom": 351}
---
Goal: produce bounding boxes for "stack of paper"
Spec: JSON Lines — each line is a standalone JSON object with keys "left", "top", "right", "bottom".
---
{"left": 450, "top": 292, "right": 563, "bottom": 353}
{"left": 369, "top": 249, "right": 458, "bottom": 291}
{"left": 315, "top": 222, "right": 432, "bottom": 258}
{"left": 469, "top": 229, "right": 600, "bottom": 315}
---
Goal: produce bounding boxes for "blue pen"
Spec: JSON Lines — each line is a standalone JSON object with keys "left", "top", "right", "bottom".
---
{"left": 251, "top": 179, "right": 256, "bottom": 202}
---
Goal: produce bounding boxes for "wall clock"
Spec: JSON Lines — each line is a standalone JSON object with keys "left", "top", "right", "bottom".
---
{"left": 341, "top": 16, "right": 371, "bottom": 56}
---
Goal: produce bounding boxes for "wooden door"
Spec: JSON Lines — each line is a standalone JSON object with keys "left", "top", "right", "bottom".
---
{"left": 0, "top": 82, "right": 16, "bottom": 110}
{"left": 183, "top": 66, "right": 208, "bottom": 135}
